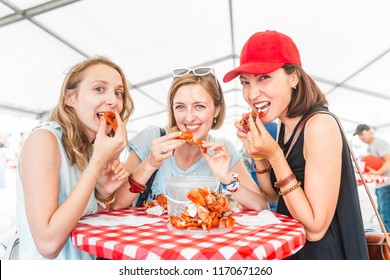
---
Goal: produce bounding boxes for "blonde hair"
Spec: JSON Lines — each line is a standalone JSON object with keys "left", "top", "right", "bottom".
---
{"left": 50, "top": 56, "right": 134, "bottom": 171}
{"left": 167, "top": 73, "right": 225, "bottom": 130}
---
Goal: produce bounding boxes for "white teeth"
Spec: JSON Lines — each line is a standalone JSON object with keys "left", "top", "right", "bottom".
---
{"left": 186, "top": 125, "right": 199, "bottom": 130}
{"left": 254, "top": 102, "right": 268, "bottom": 109}
{"left": 254, "top": 101, "right": 269, "bottom": 111}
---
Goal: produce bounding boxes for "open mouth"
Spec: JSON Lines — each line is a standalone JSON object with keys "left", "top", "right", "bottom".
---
{"left": 184, "top": 124, "right": 200, "bottom": 132}
{"left": 254, "top": 101, "right": 270, "bottom": 117}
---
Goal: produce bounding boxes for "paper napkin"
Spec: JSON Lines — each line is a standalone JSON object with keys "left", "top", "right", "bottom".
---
{"left": 79, "top": 214, "right": 163, "bottom": 227}
{"left": 234, "top": 210, "right": 282, "bottom": 226}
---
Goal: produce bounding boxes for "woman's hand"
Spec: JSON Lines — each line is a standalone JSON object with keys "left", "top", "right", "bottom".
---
{"left": 235, "top": 115, "right": 280, "bottom": 161}
{"left": 97, "top": 159, "right": 129, "bottom": 197}
{"left": 148, "top": 131, "right": 185, "bottom": 169}
{"left": 201, "top": 142, "right": 232, "bottom": 182}
{"left": 93, "top": 112, "right": 128, "bottom": 166}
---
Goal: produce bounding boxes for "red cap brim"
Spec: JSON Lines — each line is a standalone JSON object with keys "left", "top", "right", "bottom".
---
{"left": 223, "top": 62, "right": 285, "bottom": 83}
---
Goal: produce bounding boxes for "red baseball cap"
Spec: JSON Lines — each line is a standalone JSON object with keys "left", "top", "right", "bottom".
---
{"left": 223, "top": 30, "right": 301, "bottom": 83}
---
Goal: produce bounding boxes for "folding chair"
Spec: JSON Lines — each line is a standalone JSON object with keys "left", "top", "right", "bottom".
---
{"left": 1, "top": 232, "right": 19, "bottom": 260}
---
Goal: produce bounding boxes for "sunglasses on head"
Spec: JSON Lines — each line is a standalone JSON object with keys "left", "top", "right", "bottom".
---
{"left": 172, "top": 67, "right": 218, "bottom": 85}
{"left": 173, "top": 67, "right": 214, "bottom": 77}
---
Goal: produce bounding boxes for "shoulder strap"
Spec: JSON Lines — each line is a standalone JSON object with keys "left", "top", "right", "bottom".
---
{"left": 289, "top": 111, "right": 390, "bottom": 248}
{"left": 136, "top": 127, "right": 166, "bottom": 207}
{"left": 285, "top": 111, "right": 319, "bottom": 159}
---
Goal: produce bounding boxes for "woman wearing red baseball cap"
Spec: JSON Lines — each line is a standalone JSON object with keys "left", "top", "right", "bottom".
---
{"left": 224, "top": 30, "right": 369, "bottom": 260}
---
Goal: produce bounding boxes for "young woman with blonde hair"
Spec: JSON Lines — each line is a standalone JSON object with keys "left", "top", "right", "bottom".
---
{"left": 114, "top": 67, "right": 269, "bottom": 210}
{"left": 16, "top": 56, "right": 134, "bottom": 259}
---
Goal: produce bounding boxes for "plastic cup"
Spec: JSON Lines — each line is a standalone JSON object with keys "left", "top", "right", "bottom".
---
{"left": 163, "top": 176, "right": 220, "bottom": 216}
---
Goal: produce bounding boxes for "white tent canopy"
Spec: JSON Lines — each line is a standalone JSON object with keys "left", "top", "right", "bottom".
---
{"left": 1, "top": 0, "right": 390, "bottom": 148}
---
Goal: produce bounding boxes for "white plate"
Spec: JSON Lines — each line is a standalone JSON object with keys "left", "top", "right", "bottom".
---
{"left": 167, "top": 222, "right": 233, "bottom": 235}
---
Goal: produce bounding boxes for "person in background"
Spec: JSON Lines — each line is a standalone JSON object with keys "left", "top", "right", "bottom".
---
{"left": 113, "top": 67, "right": 269, "bottom": 211}
{"left": 223, "top": 30, "right": 368, "bottom": 259}
{"left": 16, "top": 56, "right": 133, "bottom": 259}
{"left": 354, "top": 124, "right": 390, "bottom": 231}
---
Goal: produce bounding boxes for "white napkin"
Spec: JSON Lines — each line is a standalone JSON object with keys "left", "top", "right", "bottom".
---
{"left": 79, "top": 214, "right": 163, "bottom": 227}
{"left": 234, "top": 210, "right": 282, "bottom": 227}
{"left": 145, "top": 205, "right": 165, "bottom": 216}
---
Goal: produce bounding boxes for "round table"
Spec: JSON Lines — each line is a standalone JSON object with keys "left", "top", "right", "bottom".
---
{"left": 71, "top": 208, "right": 306, "bottom": 260}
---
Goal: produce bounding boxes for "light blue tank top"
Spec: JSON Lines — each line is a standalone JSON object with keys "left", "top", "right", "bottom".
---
{"left": 129, "top": 125, "right": 241, "bottom": 202}
{"left": 16, "top": 121, "right": 98, "bottom": 259}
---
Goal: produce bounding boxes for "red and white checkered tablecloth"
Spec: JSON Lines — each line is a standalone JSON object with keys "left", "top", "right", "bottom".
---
{"left": 71, "top": 208, "right": 306, "bottom": 260}
{"left": 356, "top": 174, "right": 389, "bottom": 185}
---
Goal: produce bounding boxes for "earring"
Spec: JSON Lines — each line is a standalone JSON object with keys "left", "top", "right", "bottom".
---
{"left": 213, "top": 118, "right": 217, "bottom": 125}
{"left": 292, "top": 86, "right": 296, "bottom": 90}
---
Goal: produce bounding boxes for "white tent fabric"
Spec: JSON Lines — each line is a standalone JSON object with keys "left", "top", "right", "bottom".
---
{"left": 1, "top": 0, "right": 390, "bottom": 149}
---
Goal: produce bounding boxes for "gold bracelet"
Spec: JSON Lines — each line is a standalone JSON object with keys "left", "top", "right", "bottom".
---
{"left": 94, "top": 188, "right": 116, "bottom": 209}
{"left": 253, "top": 157, "right": 264, "bottom": 161}
{"left": 90, "top": 157, "right": 105, "bottom": 169}
{"left": 84, "top": 169, "right": 100, "bottom": 181}
{"left": 278, "top": 181, "right": 301, "bottom": 196}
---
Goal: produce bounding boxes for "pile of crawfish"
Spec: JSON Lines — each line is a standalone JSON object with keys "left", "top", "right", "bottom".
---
{"left": 144, "top": 194, "right": 168, "bottom": 210}
{"left": 169, "top": 187, "right": 235, "bottom": 231}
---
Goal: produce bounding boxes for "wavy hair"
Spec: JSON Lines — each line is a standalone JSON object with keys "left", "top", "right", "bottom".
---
{"left": 167, "top": 73, "right": 225, "bottom": 131}
{"left": 50, "top": 56, "right": 134, "bottom": 171}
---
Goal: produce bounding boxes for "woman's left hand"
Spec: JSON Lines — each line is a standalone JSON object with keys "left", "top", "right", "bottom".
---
{"left": 201, "top": 142, "right": 232, "bottom": 181}
{"left": 97, "top": 159, "right": 129, "bottom": 197}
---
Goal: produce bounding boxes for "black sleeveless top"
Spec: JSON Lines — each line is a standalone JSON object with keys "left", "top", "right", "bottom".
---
{"left": 272, "top": 105, "right": 369, "bottom": 259}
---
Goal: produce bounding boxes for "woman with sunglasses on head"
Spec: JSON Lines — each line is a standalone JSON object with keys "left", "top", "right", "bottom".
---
{"left": 113, "top": 67, "right": 269, "bottom": 210}
{"left": 224, "top": 30, "right": 369, "bottom": 259}
{"left": 16, "top": 56, "right": 134, "bottom": 259}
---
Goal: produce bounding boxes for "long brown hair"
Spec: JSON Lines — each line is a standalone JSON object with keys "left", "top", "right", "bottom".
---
{"left": 284, "top": 64, "right": 328, "bottom": 118}
{"left": 167, "top": 73, "right": 225, "bottom": 130}
{"left": 50, "top": 56, "right": 134, "bottom": 170}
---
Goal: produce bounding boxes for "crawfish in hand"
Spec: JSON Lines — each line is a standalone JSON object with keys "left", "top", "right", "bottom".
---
{"left": 177, "top": 131, "right": 207, "bottom": 153}
{"left": 97, "top": 111, "right": 118, "bottom": 132}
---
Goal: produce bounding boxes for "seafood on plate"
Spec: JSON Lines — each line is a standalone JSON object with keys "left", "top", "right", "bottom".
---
{"left": 97, "top": 111, "right": 118, "bottom": 131}
{"left": 144, "top": 194, "right": 168, "bottom": 210}
{"left": 144, "top": 194, "right": 168, "bottom": 216}
{"left": 169, "top": 187, "right": 235, "bottom": 231}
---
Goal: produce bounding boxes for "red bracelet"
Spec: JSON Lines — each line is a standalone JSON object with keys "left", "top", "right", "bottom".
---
{"left": 253, "top": 163, "right": 272, "bottom": 174}
{"left": 274, "top": 173, "right": 296, "bottom": 188}
{"left": 128, "top": 174, "right": 146, "bottom": 193}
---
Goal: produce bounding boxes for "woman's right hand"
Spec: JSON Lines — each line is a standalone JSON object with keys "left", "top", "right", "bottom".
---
{"left": 235, "top": 115, "right": 280, "bottom": 161}
{"left": 93, "top": 112, "right": 128, "bottom": 166}
{"left": 148, "top": 131, "right": 185, "bottom": 169}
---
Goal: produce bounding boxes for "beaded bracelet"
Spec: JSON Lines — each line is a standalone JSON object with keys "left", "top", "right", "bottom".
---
{"left": 253, "top": 163, "right": 272, "bottom": 174}
{"left": 274, "top": 173, "right": 296, "bottom": 188}
{"left": 94, "top": 188, "right": 116, "bottom": 209}
{"left": 220, "top": 173, "right": 240, "bottom": 193}
{"left": 128, "top": 174, "right": 146, "bottom": 193}
{"left": 278, "top": 181, "right": 301, "bottom": 196}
